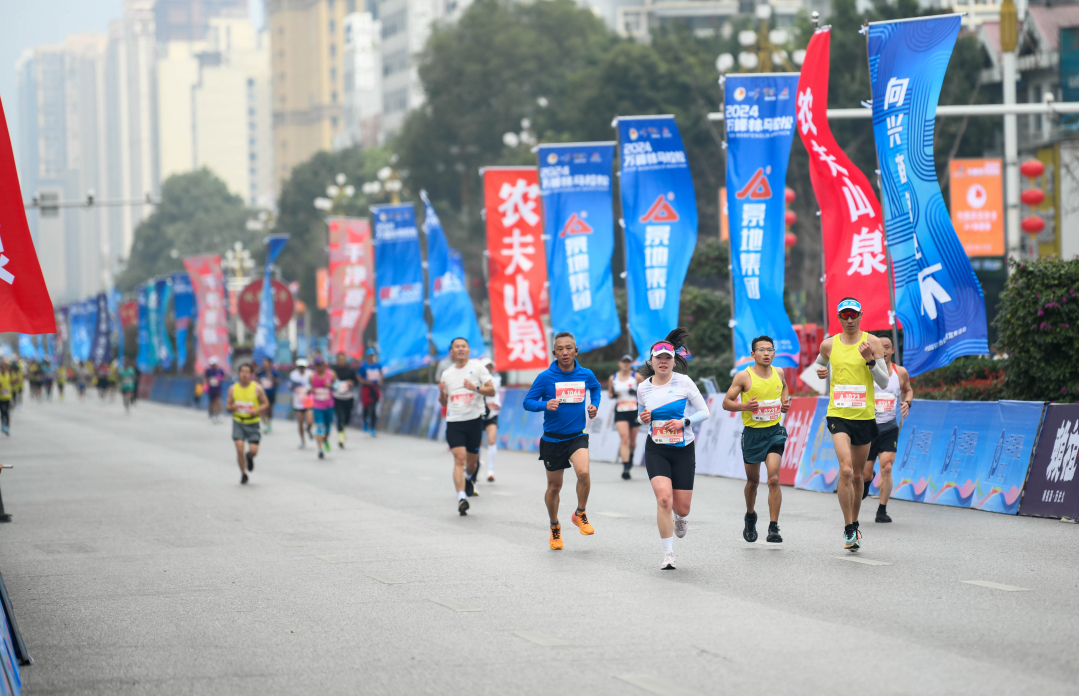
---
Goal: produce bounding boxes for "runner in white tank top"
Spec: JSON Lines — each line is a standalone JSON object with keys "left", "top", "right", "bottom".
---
{"left": 862, "top": 335, "right": 913, "bottom": 522}
{"left": 608, "top": 354, "right": 641, "bottom": 480}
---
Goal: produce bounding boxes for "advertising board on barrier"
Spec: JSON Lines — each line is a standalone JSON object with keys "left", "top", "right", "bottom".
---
{"left": 779, "top": 397, "right": 817, "bottom": 486}
{"left": 587, "top": 398, "right": 623, "bottom": 463}
{"left": 1019, "top": 403, "right": 1079, "bottom": 519}
{"left": 695, "top": 396, "right": 746, "bottom": 479}
{"left": 794, "top": 397, "right": 837, "bottom": 492}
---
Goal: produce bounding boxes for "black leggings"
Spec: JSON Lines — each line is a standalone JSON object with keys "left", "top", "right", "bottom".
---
{"left": 0, "top": 400, "right": 8, "bottom": 428}
{"left": 363, "top": 402, "right": 378, "bottom": 431}
{"left": 334, "top": 399, "right": 354, "bottom": 432}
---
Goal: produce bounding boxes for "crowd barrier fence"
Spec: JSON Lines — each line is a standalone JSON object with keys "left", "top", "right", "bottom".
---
{"left": 140, "top": 378, "right": 1076, "bottom": 518}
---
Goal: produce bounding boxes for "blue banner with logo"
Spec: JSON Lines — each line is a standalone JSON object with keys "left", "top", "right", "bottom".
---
{"left": 90, "top": 292, "right": 111, "bottom": 365}
{"left": 538, "top": 142, "right": 621, "bottom": 353}
{"left": 869, "top": 15, "right": 989, "bottom": 377}
{"left": 84, "top": 299, "right": 97, "bottom": 362}
{"left": 137, "top": 284, "right": 155, "bottom": 372}
{"left": 66, "top": 304, "right": 82, "bottom": 362}
{"left": 724, "top": 73, "right": 802, "bottom": 368}
{"left": 172, "top": 272, "right": 194, "bottom": 371}
{"left": 616, "top": 116, "right": 698, "bottom": 359}
{"left": 371, "top": 203, "right": 431, "bottom": 376}
{"left": 254, "top": 236, "right": 289, "bottom": 365}
{"left": 108, "top": 289, "right": 122, "bottom": 362}
{"left": 420, "top": 191, "right": 485, "bottom": 358}
{"left": 154, "top": 278, "right": 174, "bottom": 371}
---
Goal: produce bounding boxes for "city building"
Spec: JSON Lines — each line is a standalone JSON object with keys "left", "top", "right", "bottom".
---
{"left": 614, "top": 0, "right": 815, "bottom": 42}
{"left": 335, "top": 10, "right": 382, "bottom": 149}
{"left": 153, "top": 0, "right": 249, "bottom": 42}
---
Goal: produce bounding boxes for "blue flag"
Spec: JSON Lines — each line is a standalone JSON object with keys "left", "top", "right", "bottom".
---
{"left": 66, "top": 304, "right": 81, "bottom": 362}
{"left": 90, "top": 292, "right": 111, "bottom": 365}
{"left": 137, "top": 285, "right": 155, "bottom": 372}
{"left": 18, "top": 334, "right": 35, "bottom": 359}
{"left": 254, "top": 236, "right": 289, "bottom": 365}
{"left": 172, "top": 272, "right": 194, "bottom": 371}
{"left": 869, "top": 15, "right": 989, "bottom": 376}
{"left": 538, "top": 142, "right": 621, "bottom": 353}
{"left": 371, "top": 203, "right": 431, "bottom": 376}
{"left": 724, "top": 73, "right": 802, "bottom": 368}
{"left": 616, "top": 116, "right": 698, "bottom": 359}
{"left": 84, "top": 299, "right": 97, "bottom": 362}
{"left": 108, "top": 289, "right": 122, "bottom": 362}
{"left": 154, "top": 278, "right": 174, "bottom": 371}
{"left": 420, "top": 191, "right": 485, "bottom": 358}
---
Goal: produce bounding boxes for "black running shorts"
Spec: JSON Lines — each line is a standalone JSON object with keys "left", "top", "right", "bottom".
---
{"left": 539, "top": 434, "right": 588, "bottom": 472}
{"left": 868, "top": 424, "right": 899, "bottom": 460}
{"left": 614, "top": 410, "right": 639, "bottom": 425}
{"left": 446, "top": 417, "right": 484, "bottom": 453}
{"left": 481, "top": 414, "right": 499, "bottom": 428}
{"left": 645, "top": 440, "right": 696, "bottom": 491}
{"left": 826, "top": 416, "right": 879, "bottom": 447}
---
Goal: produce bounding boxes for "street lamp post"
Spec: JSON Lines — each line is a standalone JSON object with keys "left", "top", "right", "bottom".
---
{"left": 223, "top": 241, "right": 255, "bottom": 345}
{"left": 716, "top": 3, "right": 805, "bottom": 76}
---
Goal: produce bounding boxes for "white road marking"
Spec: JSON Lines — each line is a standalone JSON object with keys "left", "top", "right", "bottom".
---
{"left": 615, "top": 674, "right": 701, "bottom": 696}
{"left": 514, "top": 631, "right": 569, "bottom": 646}
{"left": 429, "top": 598, "right": 481, "bottom": 612}
{"left": 596, "top": 511, "right": 629, "bottom": 518}
{"left": 315, "top": 555, "right": 353, "bottom": 564}
{"left": 834, "top": 556, "right": 891, "bottom": 566}
{"left": 367, "top": 574, "right": 405, "bottom": 584}
{"left": 961, "top": 580, "right": 1030, "bottom": 592}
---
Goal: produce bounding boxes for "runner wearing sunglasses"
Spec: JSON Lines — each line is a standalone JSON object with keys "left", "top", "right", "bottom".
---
{"left": 722, "top": 335, "right": 790, "bottom": 544}
{"left": 637, "top": 328, "right": 710, "bottom": 570}
{"left": 814, "top": 298, "right": 891, "bottom": 551}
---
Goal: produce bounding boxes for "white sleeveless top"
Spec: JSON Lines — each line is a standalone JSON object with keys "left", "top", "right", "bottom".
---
{"left": 611, "top": 373, "right": 638, "bottom": 412}
{"left": 874, "top": 365, "right": 901, "bottom": 427}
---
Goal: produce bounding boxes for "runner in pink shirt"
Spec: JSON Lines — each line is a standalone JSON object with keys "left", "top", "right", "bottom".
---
{"left": 310, "top": 357, "right": 335, "bottom": 459}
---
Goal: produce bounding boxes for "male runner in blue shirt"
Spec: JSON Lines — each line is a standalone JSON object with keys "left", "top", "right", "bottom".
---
{"left": 523, "top": 332, "right": 602, "bottom": 550}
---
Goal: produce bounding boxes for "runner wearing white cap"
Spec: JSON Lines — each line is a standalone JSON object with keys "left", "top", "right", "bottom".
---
{"left": 289, "top": 359, "right": 315, "bottom": 449}
{"left": 204, "top": 356, "right": 226, "bottom": 423}
{"left": 609, "top": 354, "right": 642, "bottom": 480}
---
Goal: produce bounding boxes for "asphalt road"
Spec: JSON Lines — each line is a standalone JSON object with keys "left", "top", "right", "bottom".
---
{"left": 0, "top": 396, "right": 1076, "bottom": 695}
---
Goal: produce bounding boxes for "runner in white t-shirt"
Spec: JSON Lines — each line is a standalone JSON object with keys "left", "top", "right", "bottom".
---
{"left": 609, "top": 354, "right": 642, "bottom": 480}
{"left": 289, "top": 360, "right": 315, "bottom": 449}
{"left": 481, "top": 360, "right": 502, "bottom": 482}
{"left": 438, "top": 338, "right": 496, "bottom": 516}
{"left": 861, "top": 335, "right": 913, "bottom": 523}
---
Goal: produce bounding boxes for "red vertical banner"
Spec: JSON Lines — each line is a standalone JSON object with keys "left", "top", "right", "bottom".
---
{"left": 0, "top": 96, "right": 55, "bottom": 333}
{"left": 183, "top": 254, "right": 231, "bottom": 373}
{"left": 796, "top": 28, "right": 893, "bottom": 336}
{"left": 483, "top": 167, "right": 549, "bottom": 372}
{"left": 327, "top": 216, "right": 374, "bottom": 359}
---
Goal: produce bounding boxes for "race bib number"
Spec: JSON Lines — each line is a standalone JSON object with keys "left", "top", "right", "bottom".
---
{"left": 313, "top": 387, "right": 332, "bottom": 401}
{"left": 555, "top": 381, "right": 586, "bottom": 403}
{"left": 752, "top": 398, "right": 782, "bottom": 422}
{"left": 834, "top": 385, "right": 867, "bottom": 409}
{"left": 0, "top": 388, "right": 10, "bottom": 399}
{"left": 334, "top": 380, "right": 351, "bottom": 396}
{"left": 235, "top": 402, "right": 255, "bottom": 416}
{"left": 302, "top": 395, "right": 314, "bottom": 409}
{"left": 208, "top": 377, "right": 220, "bottom": 387}
{"left": 260, "top": 377, "right": 275, "bottom": 389}
{"left": 650, "top": 420, "right": 684, "bottom": 445}
{"left": 875, "top": 392, "right": 897, "bottom": 416}
{"left": 450, "top": 392, "right": 474, "bottom": 407}
{"left": 616, "top": 400, "right": 637, "bottom": 412}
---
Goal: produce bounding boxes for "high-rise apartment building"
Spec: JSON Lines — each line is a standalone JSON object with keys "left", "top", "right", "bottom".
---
{"left": 337, "top": 11, "right": 382, "bottom": 149}
{"left": 154, "top": 0, "right": 249, "bottom": 42}
{"left": 267, "top": 0, "right": 351, "bottom": 188}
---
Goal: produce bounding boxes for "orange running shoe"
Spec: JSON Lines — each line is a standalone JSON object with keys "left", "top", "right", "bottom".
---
{"left": 571, "top": 510, "right": 594, "bottom": 535}
{"left": 549, "top": 524, "right": 564, "bottom": 550}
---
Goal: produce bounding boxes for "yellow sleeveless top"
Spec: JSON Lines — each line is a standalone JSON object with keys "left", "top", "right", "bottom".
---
{"left": 741, "top": 366, "right": 783, "bottom": 428}
{"left": 0, "top": 373, "right": 11, "bottom": 401}
{"left": 827, "top": 331, "right": 875, "bottom": 420}
{"left": 232, "top": 381, "right": 261, "bottom": 424}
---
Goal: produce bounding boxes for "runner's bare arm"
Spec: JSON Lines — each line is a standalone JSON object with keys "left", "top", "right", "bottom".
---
{"left": 255, "top": 385, "right": 270, "bottom": 414}
{"left": 780, "top": 370, "right": 791, "bottom": 412}
{"left": 437, "top": 381, "right": 448, "bottom": 407}
{"left": 608, "top": 376, "right": 616, "bottom": 399}
{"left": 477, "top": 379, "right": 496, "bottom": 397}
{"left": 224, "top": 386, "right": 236, "bottom": 412}
{"left": 721, "top": 371, "right": 752, "bottom": 412}
{"left": 897, "top": 365, "right": 914, "bottom": 417}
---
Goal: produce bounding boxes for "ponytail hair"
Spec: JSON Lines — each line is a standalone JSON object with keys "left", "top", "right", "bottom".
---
{"left": 638, "top": 327, "right": 691, "bottom": 379}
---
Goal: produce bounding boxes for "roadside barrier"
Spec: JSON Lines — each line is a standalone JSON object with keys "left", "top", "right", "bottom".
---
{"left": 0, "top": 569, "right": 29, "bottom": 695}
{"left": 1018, "top": 403, "right": 1079, "bottom": 519}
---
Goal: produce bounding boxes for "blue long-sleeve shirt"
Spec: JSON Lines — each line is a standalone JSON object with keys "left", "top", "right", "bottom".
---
{"left": 523, "top": 360, "right": 602, "bottom": 442}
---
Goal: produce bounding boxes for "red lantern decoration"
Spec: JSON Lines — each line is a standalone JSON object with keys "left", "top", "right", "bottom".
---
{"left": 784, "top": 232, "right": 797, "bottom": 248}
{"left": 784, "top": 210, "right": 797, "bottom": 226}
{"left": 1020, "top": 188, "right": 1045, "bottom": 206}
{"left": 1020, "top": 159, "right": 1045, "bottom": 179}
{"left": 785, "top": 187, "right": 796, "bottom": 204}
{"left": 1021, "top": 216, "right": 1045, "bottom": 235}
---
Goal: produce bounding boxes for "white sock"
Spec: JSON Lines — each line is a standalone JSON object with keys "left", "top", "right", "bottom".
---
{"left": 486, "top": 444, "right": 497, "bottom": 472}
{"left": 661, "top": 536, "right": 674, "bottom": 554}
{"left": 457, "top": 491, "right": 467, "bottom": 501}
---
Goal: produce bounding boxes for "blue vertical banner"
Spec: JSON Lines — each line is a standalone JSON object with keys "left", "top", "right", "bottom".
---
{"left": 137, "top": 284, "right": 156, "bottom": 372}
{"left": 420, "top": 191, "right": 485, "bottom": 357}
{"left": 172, "top": 272, "right": 194, "bottom": 371}
{"left": 616, "top": 116, "right": 698, "bottom": 358}
{"left": 90, "top": 292, "right": 111, "bottom": 364}
{"left": 254, "top": 235, "right": 289, "bottom": 365}
{"left": 724, "top": 73, "right": 802, "bottom": 368}
{"left": 537, "top": 142, "right": 621, "bottom": 352}
{"left": 370, "top": 203, "right": 431, "bottom": 376}
{"left": 83, "top": 299, "right": 97, "bottom": 362}
{"left": 18, "top": 334, "right": 35, "bottom": 359}
{"left": 154, "top": 278, "right": 174, "bottom": 371}
{"left": 66, "top": 304, "right": 81, "bottom": 361}
{"left": 869, "top": 15, "right": 989, "bottom": 377}
{"left": 108, "top": 289, "right": 122, "bottom": 362}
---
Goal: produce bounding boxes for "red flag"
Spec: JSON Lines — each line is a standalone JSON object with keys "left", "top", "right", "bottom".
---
{"left": 796, "top": 28, "right": 893, "bottom": 335}
{"left": 327, "top": 216, "right": 374, "bottom": 359}
{"left": 0, "top": 96, "right": 55, "bottom": 333}
{"left": 182, "top": 254, "right": 231, "bottom": 373}
{"left": 483, "top": 167, "right": 549, "bottom": 372}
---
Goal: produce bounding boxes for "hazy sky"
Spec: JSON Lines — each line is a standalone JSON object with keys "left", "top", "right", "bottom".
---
{"left": 0, "top": 0, "right": 264, "bottom": 177}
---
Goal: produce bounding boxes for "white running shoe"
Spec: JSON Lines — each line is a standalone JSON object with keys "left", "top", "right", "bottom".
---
{"left": 660, "top": 551, "right": 677, "bottom": 570}
{"left": 298, "top": 440, "right": 305, "bottom": 449}
{"left": 674, "top": 515, "right": 688, "bottom": 538}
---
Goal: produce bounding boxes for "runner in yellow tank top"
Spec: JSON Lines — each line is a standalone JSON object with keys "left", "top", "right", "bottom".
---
{"left": 723, "top": 335, "right": 790, "bottom": 544}
{"left": 226, "top": 363, "right": 269, "bottom": 485}
{"left": 0, "top": 360, "right": 13, "bottom": 436}
{"left": 813, "top": 298, "right": 890, "bottom": 552}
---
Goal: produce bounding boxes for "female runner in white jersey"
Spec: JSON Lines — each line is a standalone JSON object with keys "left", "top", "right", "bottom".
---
{"left": 637, "top": 328, "right": 710, "bottom": 570}
{"left": 609, "top": 354, "right": 642, "bottom": 480}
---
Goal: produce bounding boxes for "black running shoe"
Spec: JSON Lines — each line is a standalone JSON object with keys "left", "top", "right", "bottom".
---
{"left": 622, "top": 463, "right": 632, "bottom": 480}
{"left": 621, "top": 470, "right": 631, "bottom": 480}
{"left": 743, "top": 512, "right": 758, "bottom": 543}
{"left": 875, "top": 508, "right": 892, "bottom": 523}
{"left": 458, "top": 498, "right": 469, "bottom": 516}
{"left": 766, "top": 522, "right": 782, "bottom": 543}
{"left": 246, "top": 452, "right": 254, "bottom": 472}
{"left": 318, "top": 450, "right": 324, "bottom": 460}
{"left": 241, "top": 473, "right": 249, "bottom": 485}
{"left": 862, "top": 481, "right": 871, "bottom": 500}
{"left": 465, "top": 477, "right": 475, "bottom": 497}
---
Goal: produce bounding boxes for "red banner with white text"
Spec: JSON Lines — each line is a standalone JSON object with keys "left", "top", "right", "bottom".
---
{"left": 796, "top": 28, "right": 893, "bottom": 336}
{"left": 327, "top": 216, "right": 375, "bottom": 359}
{"left": 484, "top": 167, "right": 549, "bottom": 372}
{"left": 183, "top": 254, "right": 231, "bottom": 373}
{"left": 0, "top": 96, "right": 55, "bottom": 333}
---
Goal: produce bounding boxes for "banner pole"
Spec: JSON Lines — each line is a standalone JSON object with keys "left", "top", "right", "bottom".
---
{"left": 612, "top": 124, "right": 634, "bottom": 358}
{"left": 719, "top": 79, "right": 738, "bottom": 378}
